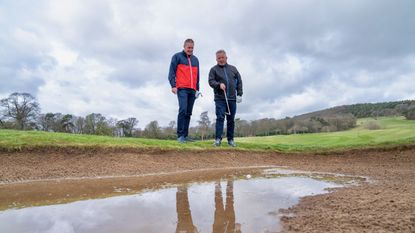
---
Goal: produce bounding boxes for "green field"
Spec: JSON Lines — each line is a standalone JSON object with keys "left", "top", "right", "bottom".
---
{"left": 237, "top": 116, "right": 415, "bottom": 151}
{"left": 1, "top": 117, "right": 414, "bottom": 153}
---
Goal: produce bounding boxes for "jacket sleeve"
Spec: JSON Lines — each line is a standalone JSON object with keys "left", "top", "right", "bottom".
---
{"left": 168, "top": 54, "right": 178, "bottom": 88}
{"left": 197, "top": 60, "right": 200, "bottom": 91}
{"left": 208, "top": 68, "right": 220, "bottom": 89}
{"left": 236, "top": 69, "right": 243, "bottom": 96}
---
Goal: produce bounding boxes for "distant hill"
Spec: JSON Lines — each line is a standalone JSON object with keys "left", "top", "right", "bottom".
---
{"left": 292, "top": 100, "right": 415, "bottom": 120}
{"left": 239, "top": 99, "right": 415, "bottom": 137}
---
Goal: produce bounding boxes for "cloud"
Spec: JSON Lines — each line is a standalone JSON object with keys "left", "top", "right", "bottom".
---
{"left": 1, "top": 0, "right": 415, "bottom": 128}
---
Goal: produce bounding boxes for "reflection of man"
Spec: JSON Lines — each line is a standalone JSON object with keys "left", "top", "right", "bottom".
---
{"left": 175, "top": 186, "right": 198, "bottom": 233}
{"left": 212, "top": 181, "right": 241, "bottom": 233}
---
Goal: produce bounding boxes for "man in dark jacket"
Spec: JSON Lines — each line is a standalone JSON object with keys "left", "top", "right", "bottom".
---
{"left": 168, "top": 39, "right": 200, "bottom": 143}
{"left": 208, "top": 50, "right": 243, "bottom": 147}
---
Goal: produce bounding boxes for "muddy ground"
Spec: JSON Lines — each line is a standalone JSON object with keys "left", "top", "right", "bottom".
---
{"left": 0, "top": 146, "right": 414, "bottom": 232}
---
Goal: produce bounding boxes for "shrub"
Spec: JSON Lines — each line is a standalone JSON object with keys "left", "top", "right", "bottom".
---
{"left": 364, "top": 121, "right": 381, "bottom": 130}
{"left": 404, "top": 108, "right": 415, "bottom": 120}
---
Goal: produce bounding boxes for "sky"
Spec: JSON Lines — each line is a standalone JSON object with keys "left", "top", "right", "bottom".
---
{"left": 1, "top": 0, "right": 415, "bottom": 128}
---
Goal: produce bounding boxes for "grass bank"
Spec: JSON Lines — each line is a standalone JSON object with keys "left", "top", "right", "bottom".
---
{"left": 1, "top": 117, "right": 414, "bottom": 153}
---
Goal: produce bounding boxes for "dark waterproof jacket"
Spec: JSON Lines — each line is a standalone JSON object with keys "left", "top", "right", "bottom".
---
{"left": 208, "top": 64, "right": 243, "bottom": 101}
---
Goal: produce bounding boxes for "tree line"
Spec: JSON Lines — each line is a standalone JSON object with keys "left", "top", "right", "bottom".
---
{"left": 298, "top": 100, "right": 415, "bottom": 120}
{"left": 1, "top": 92, "right": 414, "bottom": 140}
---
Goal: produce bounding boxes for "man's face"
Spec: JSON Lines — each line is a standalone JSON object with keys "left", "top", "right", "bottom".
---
{"left": 216, "top": 52, "right": 227, "bottom": 65}
{"left": 184, "top": 42, "right": 194, "bottom": 56}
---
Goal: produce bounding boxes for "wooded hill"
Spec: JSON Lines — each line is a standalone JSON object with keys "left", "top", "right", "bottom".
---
{"left": 293, "top": 100, "right": 415, "bottom": 120}
{"left": 235, "top": 100, "right": 415, "bottom": 137}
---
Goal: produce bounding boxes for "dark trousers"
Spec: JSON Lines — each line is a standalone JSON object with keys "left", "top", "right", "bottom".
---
{"left": 215, "top": 99, "right": 237, "bottom": 141}
{"left": 177, "top": 88, "right": 196, "bottom": 138}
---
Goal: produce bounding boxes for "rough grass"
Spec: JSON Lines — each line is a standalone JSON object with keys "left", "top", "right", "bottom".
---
{"left": 1, "top": 117, "right": 415, "bottom": 153}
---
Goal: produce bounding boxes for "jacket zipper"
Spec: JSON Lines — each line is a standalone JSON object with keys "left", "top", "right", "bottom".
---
{"left": 224, "top": 66, "right": 229, "bottom": 96}
{"left": 188, "top": 56, "right": 193, "bottom": 89}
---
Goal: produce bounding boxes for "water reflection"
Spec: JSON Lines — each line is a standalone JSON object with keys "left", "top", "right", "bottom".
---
{"left": 212, "top": 181, "right": 240, "bottom": 233}
{"left": 175, "top": 186, "right": 198, "bottom": 233}
{"left": 0, "top": 173, "right": 346, "bottom": 233}
{"left": 175, "top": 181, "right": 241, "bottom": 233}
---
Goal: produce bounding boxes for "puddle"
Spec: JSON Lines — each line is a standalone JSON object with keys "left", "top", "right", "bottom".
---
{"left": 0, "top": 167, "right": 365, "bottom": 233}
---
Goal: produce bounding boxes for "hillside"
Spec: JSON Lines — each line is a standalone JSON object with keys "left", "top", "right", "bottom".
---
{"left": 236, "top": 100, "right": 415, "bottom": 137}
{"left": 292, "top": 99, "right": 415, "bottom": 120}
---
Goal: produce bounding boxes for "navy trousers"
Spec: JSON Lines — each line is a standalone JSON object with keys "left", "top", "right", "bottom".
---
{"left": 215, "top": 99, "right": 237, "bottom": 141}
{"left": 177, "top": 88, "right": 196, "bottom": 138}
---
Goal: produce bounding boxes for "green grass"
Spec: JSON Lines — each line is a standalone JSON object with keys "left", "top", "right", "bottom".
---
{"left": 237, "top": 116, "right": 415, "bottom": 151}
{"left": 1, "top": 116, "right": 415, "bottom": 153}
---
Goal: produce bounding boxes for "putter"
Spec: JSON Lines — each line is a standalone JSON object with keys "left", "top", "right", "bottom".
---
{"left": 223, "top": 89, "right": 231, "bottom": 115}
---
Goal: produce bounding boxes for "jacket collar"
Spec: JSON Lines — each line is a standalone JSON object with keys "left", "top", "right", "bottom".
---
{"left": 182, "top": 50, "right": 192, "bottom": 58}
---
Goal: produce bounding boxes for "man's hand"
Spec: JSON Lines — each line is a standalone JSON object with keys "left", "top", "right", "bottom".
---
{"left": 171, "top": 87, "right": 177, "bottom": 94}
{"left": 195, "top": 91, "right": 202, "bottom": 99}
{"left": 220, "top": 83, "right": 226, "bottom": 91}
{"left": 237, "top": 96, "right": 242, "bottom": 103}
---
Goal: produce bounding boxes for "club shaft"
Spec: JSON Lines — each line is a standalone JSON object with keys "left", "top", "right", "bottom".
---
{"left": 224, "top": 89, "right": 231, "bottom": 115}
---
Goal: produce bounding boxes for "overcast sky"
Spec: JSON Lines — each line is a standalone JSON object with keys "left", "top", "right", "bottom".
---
{"left": 1, "top": 0, "right": 415, "bottom": 128}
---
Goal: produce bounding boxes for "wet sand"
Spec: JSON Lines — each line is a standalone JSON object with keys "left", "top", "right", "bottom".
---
{"left": 1, "top": 146, "right": 414, "bottom": 232}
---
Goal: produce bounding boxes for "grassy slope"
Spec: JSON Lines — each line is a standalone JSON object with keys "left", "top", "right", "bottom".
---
{"left": 1, "top": 117, "right": 414, "bottom": 153}
{"left": 237, "top": 117, "right": 415, "bottom": 151}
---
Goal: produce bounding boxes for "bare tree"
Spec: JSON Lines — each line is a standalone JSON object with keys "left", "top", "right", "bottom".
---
{"left": 106, "top": 117, "right": 119, "bottom": 136}
{"left": 117, "top": 117, "right": 138, "bottom": 137}
{"left": 235, "top": 118, "right": 250, "bottom": 137}
{"left": 61, "top": 114, "right": 75, "bottom": 133}
{"left": 73, "top": 116, "right": 86, "bottom": 134}
{"left": 197, "top": 111, "right": 211, "bottom": 140}
{"left": 0, "top": 92, "right": 40, "bottom": 130}
{"left": 404, "top": 107, "right": 415, "bottom": 120}
{"left": 38, "top": 113, "right": 55, "bottom": 131}
{"left": 51, "top": 113, "right": 63, "bottom": 132}
{"left": 144, "top": 120, "right": 161, "bottom": 139}
{"left": 163, "top": 120, "right": 176, "bottom": 139}
{"left": 84, "top": 113, "right": 108, "bottom": 135}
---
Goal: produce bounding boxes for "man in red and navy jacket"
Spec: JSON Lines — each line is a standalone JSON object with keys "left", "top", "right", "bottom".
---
{"left": 168, "top": 38, "right": 200, "bottom": 143}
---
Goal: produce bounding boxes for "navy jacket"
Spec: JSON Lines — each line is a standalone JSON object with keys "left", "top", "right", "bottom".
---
{"left": 208, "top": 64, "right": 243, "bottom": 101}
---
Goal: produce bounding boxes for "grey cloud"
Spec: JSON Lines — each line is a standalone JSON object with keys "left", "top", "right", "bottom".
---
{"left": 1, "top": 0, "right": 415, "bottom": 126}
{"left": 0, "top": 28, "right": 53, "bottom": 96}
{"left": 0, "top": 67, "right": 45, "bottom": 95}
{"left": 226, "top": 1, "right": 415, "bottom": 59}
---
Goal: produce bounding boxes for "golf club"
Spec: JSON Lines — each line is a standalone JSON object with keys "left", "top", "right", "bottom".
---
{"left": 223, "top": 89, "right": 231, "bottom": 115}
